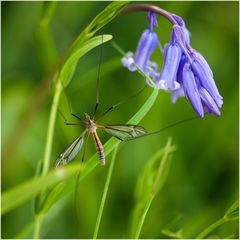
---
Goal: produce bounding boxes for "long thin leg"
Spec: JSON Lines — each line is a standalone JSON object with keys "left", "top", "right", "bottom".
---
{"left": 93, "top": 35, "right": 104, "bottom": 119}
{"left": 96, "top": 85, "right": 147, "bottom": 122}
{"left": 74, "top": 132, "right": 89, "bottom": 225}
{"left": 65, "top": 122, "right": 83, "bottom": 126}
{"left": 58, "top": 87, "right": 85, "bottom": 126}
{"left": 71, "top": 113, "right": 83, "bottom": 123}
{"left": 125, "top": 116, "right": 198, "bottom": 141}
{"left": 57, "top": 109, "right": 85, "bottom": 127}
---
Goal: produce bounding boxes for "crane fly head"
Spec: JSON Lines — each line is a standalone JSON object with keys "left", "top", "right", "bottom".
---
{"left": 84, "top": 112, "right": 96, "bottom": 133}
{"left": 84, "top": 112, "right": 91, "bottom": 121}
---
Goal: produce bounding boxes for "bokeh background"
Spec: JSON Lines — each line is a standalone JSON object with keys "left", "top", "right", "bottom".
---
{"left": 2, "top": 1, "right": 239, "bottom": 239}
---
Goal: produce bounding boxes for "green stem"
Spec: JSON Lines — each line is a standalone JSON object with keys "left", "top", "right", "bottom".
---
{"left": 33, "top": 214, "right": 43, "bottom": 239}
{"left": 110, "top": 41, "right": 157, "bottom": 88}
{"left": 152, "top": 138, "right": 172, "bottom": 195}
{"left": 35, "top": 80, "right": 62, "bottom": 238}
{"left": 134, "top": 197, "right": 154, "bottom": 239}
{"left": 42, "top": 81, "right": 62, "bottom": 176}
{"left": 132, "top": 139, "right": 174, "bottom": 239}
{"left": 93, "top": 147, "right": 118, "bottom": 239}
{"left": 196, "top": 218, "right": 226, "bottom": 239}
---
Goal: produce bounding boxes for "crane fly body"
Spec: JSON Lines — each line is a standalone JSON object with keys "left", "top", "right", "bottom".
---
{"left": 54, "top": 37, "right": 148, "bottom": 169}
{"left": 84, "top": 112, "right": 105, "bottom": 166}
{"left": 54, "top": 111, "right": 147, "bottom": 168}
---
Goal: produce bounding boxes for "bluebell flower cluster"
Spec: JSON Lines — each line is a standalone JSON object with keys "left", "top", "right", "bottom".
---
{"left": 121, "top": 12, "right": 223, "bottom": 118}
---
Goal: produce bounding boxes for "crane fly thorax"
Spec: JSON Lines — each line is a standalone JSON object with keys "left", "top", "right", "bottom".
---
{"left": 84, "top": 112, "right": 97, "bottom": 133}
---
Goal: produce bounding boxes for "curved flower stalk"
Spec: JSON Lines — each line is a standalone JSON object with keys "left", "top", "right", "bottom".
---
{"left": 121, "top": 5, "right": 223, "bottom": 118}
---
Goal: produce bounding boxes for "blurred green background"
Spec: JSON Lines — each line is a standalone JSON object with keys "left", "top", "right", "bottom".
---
{"left": 2, "top": 1, "right": 238, "bottom": 239}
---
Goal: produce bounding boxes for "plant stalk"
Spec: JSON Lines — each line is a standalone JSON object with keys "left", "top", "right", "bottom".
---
{"left": 122, "top": 3, "right": 178, "bottom": 25}
{"left": 93, "top": 147, "right": 118, "bottom": 239}
{"left": 33, "top": 214, "right": 43, "bottom": 239}
{"left": 196, "top": 218, "right": 226, "bottom": 239}
{"left": 134, "top": 197, "right": 154, "bottom": 239}
{"left": 42, "top": 80, "right": 63, "bottom": 176}
{"left": 35, "top": 79, "right": 62, "bottom": 238}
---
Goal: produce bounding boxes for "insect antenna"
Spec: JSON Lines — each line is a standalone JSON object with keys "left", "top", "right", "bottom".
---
{"left": 93, "top": 35, "right": 104, "bottom": 119}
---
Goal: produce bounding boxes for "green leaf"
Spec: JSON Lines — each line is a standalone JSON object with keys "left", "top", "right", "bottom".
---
{"left": 161, "top": 215, "right": 183, "bottom": 239}
{"left": 161, "top": 229, "right": 183, "bottom": 239}
{"left": 58, "top": 34, "right": 112, "bottom": 88}
{"left": 1, "top": 165, "right": 81, "bottom": 215}
{"left": 2, "top": 88, "right": 158, "bottom": 215}
{"left": 130, "top": 139, "right": 176, "bottom": 238}
{"left": 196, "top": 200, "right": 239, "bottom": 239}
{"left": 67, "top": 1, "right": 129, "bottom": 56}
{"left": 35, "top": 2, "right": 57, "bottom": 73}
{"left": 224, "top": 233, "right": 236, "bottom": 239}
{"left": 135, "top": 138, "right": 176, "bottom": 202}
{"left": 224, "top": 200, "right": 239, "bottom": 221}
{"left": 38, "top": 183, "right": 65, "bottom": 215}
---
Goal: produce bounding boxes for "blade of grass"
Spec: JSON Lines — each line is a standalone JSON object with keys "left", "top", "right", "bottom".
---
{"left": 35, "top": 2, "right": 57, "bottom": 73}
{"left": 14, "top": 222, "right": 34, "bottom": 239}
{"left": 33, "top": 214, "right": 43, "bottom": 239}
{"left": 67, "top": 1, "right": 129, "bottom": 57}
{"left": 196, "top": 218, "right": 226, "bottom": 239}
{"left": 196, "top": 200, "right": 239, "bottom": 239}
{"left": 93, "top": 147, "right": 118, "bottom": 239}
{"left": 131, "top": 138, "right": 176, "bottom": 238}
{"left": 134, "top": 197, "right": 154, "bottom": 239}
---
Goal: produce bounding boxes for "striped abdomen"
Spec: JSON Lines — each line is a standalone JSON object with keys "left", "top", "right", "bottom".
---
{"left": 92, "top": 131, "right": 105, "bottom": 165}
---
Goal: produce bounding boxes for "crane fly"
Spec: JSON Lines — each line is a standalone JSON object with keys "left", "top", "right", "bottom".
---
{"left": 54, "top": 35, "right": 149, "bottom": 168}
{"left": 55, "top": 112, "right": 147, "bottom": 168}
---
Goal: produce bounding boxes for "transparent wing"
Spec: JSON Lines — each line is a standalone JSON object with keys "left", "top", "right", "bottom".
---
{"left": 55, "top": 131, "right": 86, "bottom": 168}
{"left": 100, "top": 124, "right": 147, "bottom": 141}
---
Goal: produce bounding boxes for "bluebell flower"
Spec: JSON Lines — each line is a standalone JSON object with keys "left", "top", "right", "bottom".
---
{"left": 157, "top": 26, "right": 183, "bottom": 92}
{"left": 121, "top": 11, "right": 161, "bottom": 84}
{"left": 165, "top": 16, "right": 223, "bottom": 117}
{"left": 122, "top": 11, "right": 223, "bottom": 118}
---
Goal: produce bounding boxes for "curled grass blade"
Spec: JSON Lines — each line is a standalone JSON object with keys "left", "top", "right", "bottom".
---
{"left": 196, "top": 200, "right": 239, "bottom": 239}
{"left": 59, "top": 34, "right": 112, "bottom": 88}
{"left": 130, "top": 138, "right": 176, "bottom": 238}
{"left": 67, "top": 1, "right": 129, "bottom": 57}
{"left": 35, "top": 2, "right": 57, "bottom": 73}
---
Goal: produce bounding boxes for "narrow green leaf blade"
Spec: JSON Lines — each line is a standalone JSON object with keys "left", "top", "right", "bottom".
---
{"left": 59, "top": 34, "right": 112, "bottom": 88}
{"left": 1, "top": 165, "right": 80, "bottom": 215}
{"left": 40, "top": 183, "right": 65, "bottom": 214}
{"left": 130, "top": 139, "right": 176, "bottom": 238}
{"left": 35, "top": 2, "right": 57, "bottom": 73}
{"left": 68, "top": 1, "right": 129, "bottom": 56}
{"left": 224, "top": 200, "right": 239, "bottom": 221}
{"left": 135, "top": 138, "right": 176, "bottom": 201}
